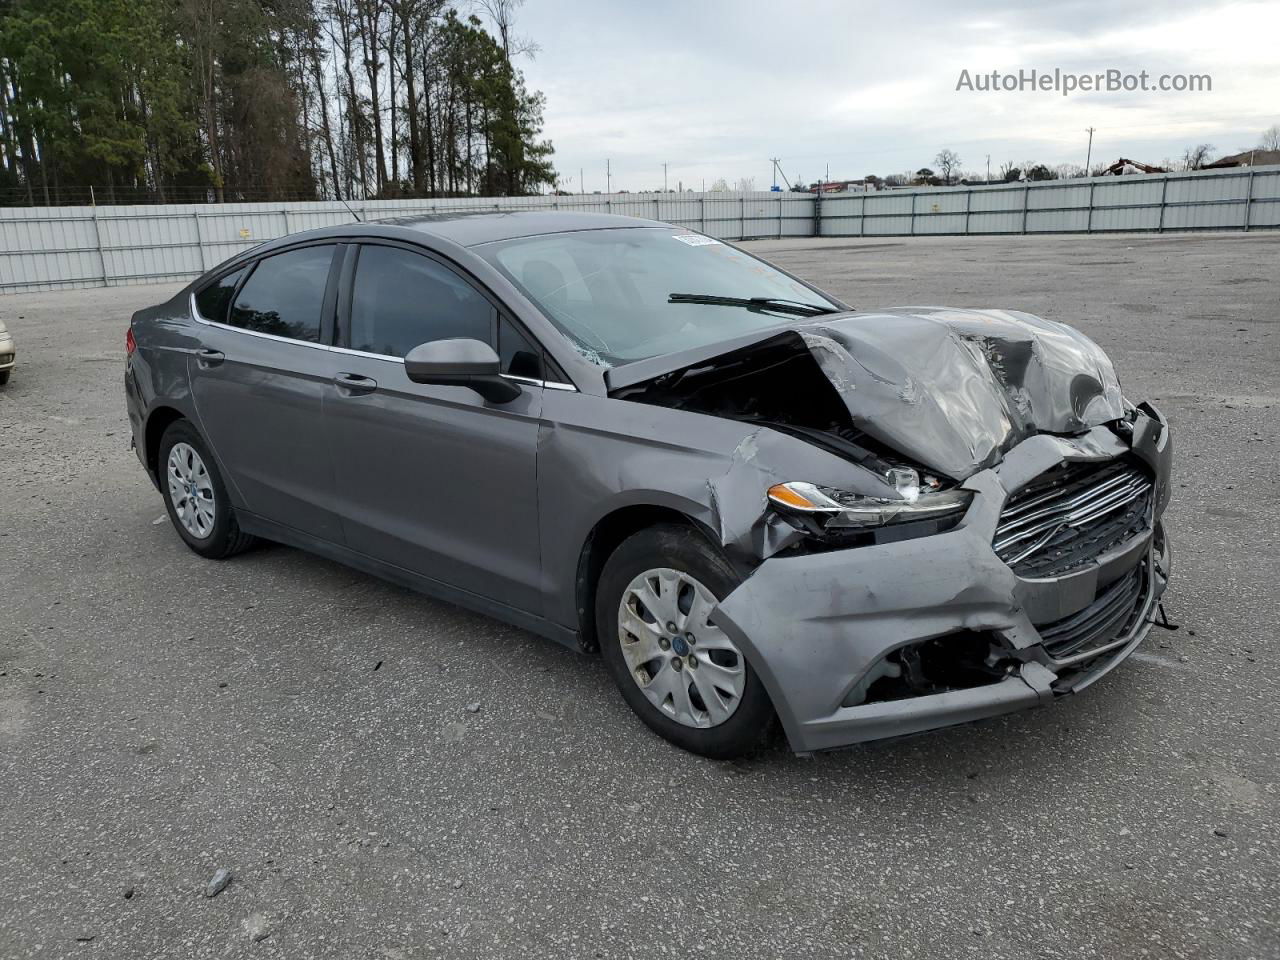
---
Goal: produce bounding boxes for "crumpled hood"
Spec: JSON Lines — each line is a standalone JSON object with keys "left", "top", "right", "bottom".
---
{"left": 798, "top": 306, "right": 1125, "bottom": 479}
{"left": 607, "top": 306, "right": 1125, "bottom": 481}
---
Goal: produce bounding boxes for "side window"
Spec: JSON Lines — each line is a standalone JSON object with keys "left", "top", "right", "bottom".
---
{"left": 194, "top": 268, "right": 244, "bottom": 324}
{"left": 349, "top": 245, "right": 493, "bottom": 358}
{"left": 499, "top": 318, "right": 542, "bottom": 379}
{"left": 228, "top": 246, "right": 335, "bottom": 343}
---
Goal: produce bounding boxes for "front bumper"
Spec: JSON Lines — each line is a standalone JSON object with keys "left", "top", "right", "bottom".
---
{"left": 713, "top": 405, "right": 1172, "bottom": 754}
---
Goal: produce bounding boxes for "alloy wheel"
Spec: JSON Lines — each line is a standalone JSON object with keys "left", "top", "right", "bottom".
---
{"left": 166, "top": 442, "right": 216, "bottom": 539}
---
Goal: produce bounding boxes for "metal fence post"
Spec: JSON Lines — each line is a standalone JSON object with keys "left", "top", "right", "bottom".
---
{"left": 1086, "top": 181, "right": 1095, "bottom": 233}
{"left": 909, "top": 191, "right": 916, "bottom": 236}
{"left": 193, "top": 212, "right": 207, "bottom": 271}
{"left": 1021, "top": 184, "right": 1030, "bottom": 234}
{"left": 963, "top": 187, "right": 972, "bottom": 235}
{"left": 739, "top": 196, "right": 745, "bottom": 239}
{"left": 1243, "top": 168, "right": 1256, "bottom": 232}
{"left": 700, "top": 197, "right": 706, "bottom": 234}
{"left": 812, "top": 191, "right": 822, "bottom": 238}
{"left": 282, "top": 207, "right": 291, "bottom": 236}
{"left": 1157, "top": 176, "right": 1168, "bottom": 232}
{"left": 90, "top": 198, "right": 109, "bottom": 288}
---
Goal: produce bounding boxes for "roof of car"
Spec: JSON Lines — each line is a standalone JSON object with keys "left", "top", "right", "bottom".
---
{"left": 379, "top": 210, "right": 666, "bottom": 246}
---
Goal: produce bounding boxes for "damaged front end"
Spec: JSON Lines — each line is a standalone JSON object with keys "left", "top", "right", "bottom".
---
{"left": 605, "top": 308, "right": 1172, "bottom": 753}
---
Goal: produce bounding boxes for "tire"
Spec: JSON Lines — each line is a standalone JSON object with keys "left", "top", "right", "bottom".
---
{"left": 0, "top": 369, "right": 10, "bottom": 385}
{"left": 157, "top": 419, "right": 257, "bottom": 560}
{"left": 596, "top": 523, "right": 775, "bottom": 759}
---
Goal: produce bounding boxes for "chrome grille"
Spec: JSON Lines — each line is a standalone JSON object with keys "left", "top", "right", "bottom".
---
{"left": 995, "top": 458, "right": 1153, "bottom": 578}
{"left": 1039, "top": 562, "right": 1148, "bottom": 661}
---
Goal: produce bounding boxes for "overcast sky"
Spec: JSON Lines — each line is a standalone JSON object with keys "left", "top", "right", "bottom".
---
{"left": 510, "top": 0, "right": 1280, "bottom": 192}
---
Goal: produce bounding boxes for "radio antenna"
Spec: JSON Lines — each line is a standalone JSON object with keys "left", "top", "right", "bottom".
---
{"left": 339, "top": 195, "right": 362, "bottom": 223}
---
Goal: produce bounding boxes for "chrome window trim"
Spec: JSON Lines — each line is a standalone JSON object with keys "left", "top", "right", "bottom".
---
{"left": 190, "top": 292, "right": 330, "bottom": 351}
{"left": 190, "top": 293, "right": 578, "bottom": 392}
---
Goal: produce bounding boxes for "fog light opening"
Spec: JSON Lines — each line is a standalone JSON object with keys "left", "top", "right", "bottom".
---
{"left": 843, "top": 631, "right": 1015, "bottom": 708}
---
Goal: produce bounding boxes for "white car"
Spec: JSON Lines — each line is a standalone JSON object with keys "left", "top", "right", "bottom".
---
{"left": 0, "top": 317, "right": 14, "bottom": 385}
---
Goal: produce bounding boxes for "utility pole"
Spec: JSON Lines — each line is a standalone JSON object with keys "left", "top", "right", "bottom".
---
{"left": 985, "top": 155, "right": 991, "bottom": 183}
{"left": 769, "top": 157, "right": 781, "bottom": 189}
{"left": 580, "top": 167, "right": 584, "bottom": 195}
{"left": 606, "top": 159, "right": 611, "bottom": 195}
{"left": 1084, "top": 127, "right": 1096, "bottom": 176}
{"left": 662, "top": 162, "right": 668, "bottom": 193}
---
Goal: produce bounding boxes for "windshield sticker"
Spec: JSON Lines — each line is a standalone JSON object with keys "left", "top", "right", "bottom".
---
{"left": 672, "top": 234, "right": 721, "bottom": 246}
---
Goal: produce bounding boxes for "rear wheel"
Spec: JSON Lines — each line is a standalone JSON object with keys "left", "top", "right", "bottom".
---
{"left": 596, "top": 524, "right": 774, "bottom": 759}
{"left": 0, "top": 369, "right": 10, "bottom": 385}
{"left": 157, "top": 420, "right": 256, "bottom": 559}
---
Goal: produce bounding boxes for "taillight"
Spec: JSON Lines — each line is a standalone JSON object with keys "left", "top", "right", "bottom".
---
{"left": 126, "top": 327, "right": 136, "bottom": 356}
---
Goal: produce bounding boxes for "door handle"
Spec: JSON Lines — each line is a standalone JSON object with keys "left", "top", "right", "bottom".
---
{"left": 334, "top": 372, "right": 378, "bottom": 395}
{"left": 196, "top": 349, "right": 224, "bottom": 368}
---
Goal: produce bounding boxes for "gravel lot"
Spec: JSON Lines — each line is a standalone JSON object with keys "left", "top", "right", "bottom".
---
{"left": 2, "top": 232, "right": 1277, "bottom": 960}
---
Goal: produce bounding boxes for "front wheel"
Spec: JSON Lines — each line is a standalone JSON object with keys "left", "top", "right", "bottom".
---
{"left": 157, "top": 420, "right": 257, "bottom": 559}
{"left": 596, "top": 524, "right": 775, "bottom": 759}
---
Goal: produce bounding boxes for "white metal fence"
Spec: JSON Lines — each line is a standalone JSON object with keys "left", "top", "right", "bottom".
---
{"left": 0, "top": 192, "right": 813, "bottom": 294}
{"left": 1, "top": 166, "right": 1277, "bottom": 295}
{"left": 818, "top": 165, "right": 1280, "bottom": 237}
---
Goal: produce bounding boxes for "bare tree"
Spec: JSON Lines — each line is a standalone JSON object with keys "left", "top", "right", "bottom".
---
{"left": 934, "top": 148, "right": 961, "bottom": 184}
{"left": 734, "top": 176, "right": 755, "bottom": 192}
{"left": 1181, "top": 143, "right": 1215, "bottom": 170}
{"left": 1261, "top": 124, "right": 1280, "bottom": 151}
{"left": 478, "top": 0, "right": 539, "bottom": 60}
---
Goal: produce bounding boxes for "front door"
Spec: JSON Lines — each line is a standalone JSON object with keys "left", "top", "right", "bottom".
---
{"left": 325, "top": 242, "right": 545, "bottom": 617}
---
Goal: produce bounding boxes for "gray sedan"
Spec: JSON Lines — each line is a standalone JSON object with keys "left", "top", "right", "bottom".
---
{"left": 124, "top": 212, "right": 1172, "bottom": 757}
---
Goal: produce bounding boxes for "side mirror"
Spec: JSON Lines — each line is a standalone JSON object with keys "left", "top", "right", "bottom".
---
{"left": 403, "top": 338, "right": 521, "bottom": 404}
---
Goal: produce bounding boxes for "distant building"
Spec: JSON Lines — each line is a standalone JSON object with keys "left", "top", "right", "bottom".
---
{"left": 805, "top": 179, "right": 875, "bottom": 194}
{"left": 1204, "top": 149, "right": 1280, "bottom": 169}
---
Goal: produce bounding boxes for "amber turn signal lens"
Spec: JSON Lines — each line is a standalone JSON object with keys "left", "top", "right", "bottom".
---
{"left": 767, "top": 483, "right": 820, "bottom": 509}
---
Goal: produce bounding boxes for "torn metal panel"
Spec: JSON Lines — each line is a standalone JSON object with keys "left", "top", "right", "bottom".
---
{"left": 535, "top": 389, "right": 862, "bottom": 637}
{"left": 610, "top": 306, "right": 1126, "bottom": 481}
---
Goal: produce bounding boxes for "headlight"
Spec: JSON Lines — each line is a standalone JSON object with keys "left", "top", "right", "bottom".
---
{"left": 767, "top": 467, "right": 972, "bottom": 531}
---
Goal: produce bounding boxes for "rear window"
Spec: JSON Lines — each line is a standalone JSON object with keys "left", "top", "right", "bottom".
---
{"left": 228, "top": 246, "right": 335, "bottom": 343}
{"left": 194, "top": 269, "right": 244, "bottom": 324}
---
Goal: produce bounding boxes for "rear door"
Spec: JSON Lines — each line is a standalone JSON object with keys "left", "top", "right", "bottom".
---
{"left": 325, "top": 241, "right": 548, "bottom": 616}
{"left": 188, "top": 243, "right": 346, "bottom": 542}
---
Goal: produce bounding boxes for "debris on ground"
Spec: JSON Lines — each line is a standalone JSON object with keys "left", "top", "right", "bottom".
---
{"left": 465, "top": 702, "right": 481, "bottom": 714}
{"left": 205, "top": 868, "right": 232, "bottom": 898}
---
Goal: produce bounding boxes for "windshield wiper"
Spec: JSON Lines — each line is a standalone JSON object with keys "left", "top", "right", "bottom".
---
{"left": 668, "top": 293, "right": 841, "bottom": 317}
